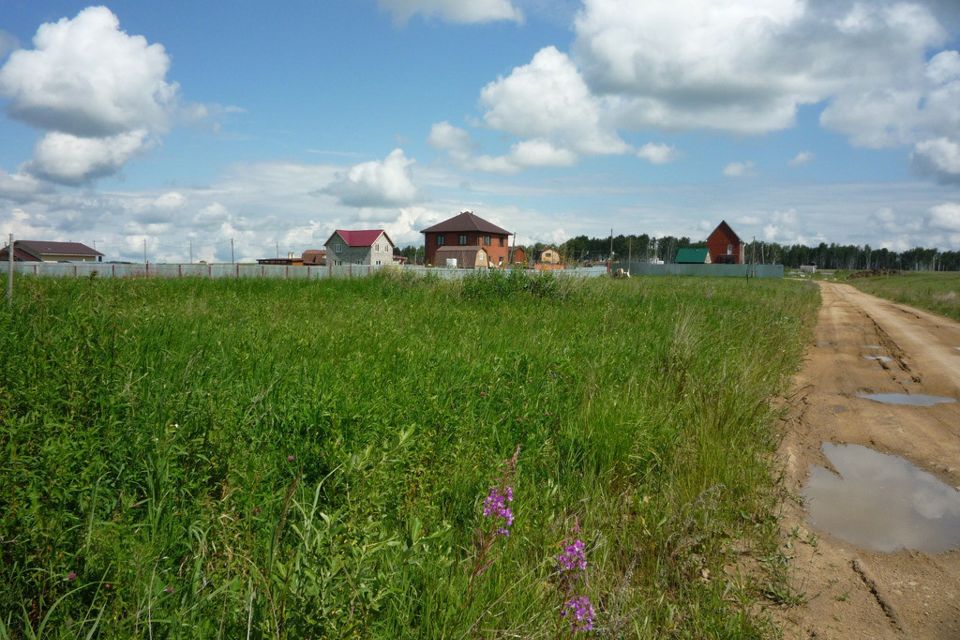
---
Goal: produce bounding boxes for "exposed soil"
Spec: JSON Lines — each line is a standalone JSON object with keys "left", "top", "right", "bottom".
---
{"left": 775, "top": 281, "right": 960, "bottom": 639}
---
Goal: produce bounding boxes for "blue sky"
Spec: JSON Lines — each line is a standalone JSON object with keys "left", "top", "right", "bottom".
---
{"left": 1, "top": 0, "right": 959, "bottom": 262}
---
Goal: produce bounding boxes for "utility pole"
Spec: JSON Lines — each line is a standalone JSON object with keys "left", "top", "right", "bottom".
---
{"left": 609, "top": 228, "right": 614, "bottom": 261}
{"left": 276, "top": 241, "right": 279, "bottom": 259}
{"left": 7, "top": 233, "right": 13, "bottom": 308}
{"left": 189, "top": 239, "right": 193, "bottom": 264}
{"left": 231, "top": 238, "right": 235, "bottom": 264}
{"left": 143, "top": 238, "right": 147, "bottom": 264}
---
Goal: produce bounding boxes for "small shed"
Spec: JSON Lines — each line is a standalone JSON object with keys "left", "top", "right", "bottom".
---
{"left": 434, "top": 245, "right": 489, "bottom": 269}
{"left": 510, "top": 246, "right": 527, "bottom": 265}
{"left": 538, "top": 248, "right": 561, "bottom": 265}
{"left": 675, "top": 248, "right": 712, "bottom": 264}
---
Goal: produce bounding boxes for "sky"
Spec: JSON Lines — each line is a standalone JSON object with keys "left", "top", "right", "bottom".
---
{"left": 1, "top": 0, "right": 959, "bottom": 262}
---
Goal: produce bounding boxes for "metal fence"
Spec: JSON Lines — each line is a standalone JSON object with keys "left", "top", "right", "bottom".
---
{"left": 612, "top": 262, "right": 784, "bottom": 278}
{"left": 4, "top": 262, "right": 610, "bottom": 281}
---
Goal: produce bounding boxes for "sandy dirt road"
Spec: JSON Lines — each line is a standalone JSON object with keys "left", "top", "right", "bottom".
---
{"left": 777, "top": 281, "right": 960, "bottom": 639}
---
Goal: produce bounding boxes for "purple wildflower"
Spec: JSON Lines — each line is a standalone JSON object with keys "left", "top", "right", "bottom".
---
{"left": 556, "top": 539, "right": 587, "bottom": 573}
{"left": 482, "top": 485, "right": 514, "bottom": 536}
{"left": 164, "top": 584, "right": 174, "bottom": 594}
{"left": 561, "top": 595, "right": 595, "bottom": 632}
{"left": 287, "top": 454, "right": 296, "bottom": 463}
{"left": 67, "top": 571, "right": 77, "bottom": 582}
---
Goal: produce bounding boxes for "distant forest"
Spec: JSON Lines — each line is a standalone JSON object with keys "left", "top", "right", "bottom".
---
{"left": 399, "top": 233, "right": 960, "bottom": 271}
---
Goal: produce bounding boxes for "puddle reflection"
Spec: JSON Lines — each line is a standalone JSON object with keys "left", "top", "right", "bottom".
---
{"left": 804, "top": 443, "right": 960, "bottom": 553}
{"left": 857, "top": 392, "right": 956, "bottom": 406}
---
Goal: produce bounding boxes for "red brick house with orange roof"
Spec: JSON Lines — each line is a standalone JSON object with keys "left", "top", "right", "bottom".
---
{"left": 421, "top": 211, "right": 512, "bottom": 267}
{"left": 706, "top": 221, "right": 744, "bottom": 264}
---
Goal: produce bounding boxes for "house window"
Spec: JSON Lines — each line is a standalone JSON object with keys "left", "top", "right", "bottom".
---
{"left": 459, "top": 234, "right": 467, "bottom": 245}
{"left": 437, "top": 234, "right": 445, "bottom": 246}
{"left": 726, "top": 244, "right": 733, "bottom": 255}
{"left": 484, "top": 235, "right": 491, "bottom": 246}
{"left": 498, "top": 237, "right": 504, "bottom": 247}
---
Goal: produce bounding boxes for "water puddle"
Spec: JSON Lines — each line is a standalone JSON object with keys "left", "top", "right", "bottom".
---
{"left": 857, "top": 392, "right": 956, "bottom": 406}
{"left": 804, "top": 443, "right": 960, "bottom": 553}
{"left": 862, "top": 355, "right": 892, "bottom": 363}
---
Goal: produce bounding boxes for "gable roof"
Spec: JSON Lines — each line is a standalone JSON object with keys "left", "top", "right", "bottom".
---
{"left": 708, "top": 220, "right": 742, "bottom": 244}
{"left": 420, "top": 211, "right": 510, "bottom": 235}
{"left": 675, "top": 248, "right": 711, "bottom": 263}
{"left": 324, "top": 229, "right": 393, "bottom": 248}
{"left": 15, "top": 240, "right": 103, "bottom": 258}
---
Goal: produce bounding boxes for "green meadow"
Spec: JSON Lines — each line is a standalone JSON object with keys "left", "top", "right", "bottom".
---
{"left": 0, "top": 272, "right": 818, "bottom": 638}
{"left": 845, "top": 271, "right": 960, "bottom": 322}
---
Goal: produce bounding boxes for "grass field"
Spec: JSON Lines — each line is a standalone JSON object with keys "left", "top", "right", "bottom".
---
{"left": 0, "top": 271, "right": 818, "bottom": 638}
{"left": 845, "top": 272, "right": 960, "bottom": 322}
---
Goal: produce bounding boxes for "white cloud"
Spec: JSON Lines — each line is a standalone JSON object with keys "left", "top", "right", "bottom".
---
{"left": 789, "top": 151, "right": 814, "bottom": 166}
{"left": 480, "top": 46, "right": 629, "bottom": 157}
{"left": 153, "top": 192, "right": 186, "bottom": 210}
{"left": 912, "top": 137, "right": 960, "bottom": 183}
{"left": 723, "top": 161, "right": 756, "bottom": 178}
{"left": 324, "top": 148, "right": 420, "bottom": 207}
{"left": 378, "top": 0, "right": 522, "bottom": 24}
{"left": 429, "top": 121, "right": 576, "bottom": 173}
{"left": 636, "top": 143, "right": 678, "bottom": 165}
{"left": 927, "top": 202, "right": 960, "bottom": 232}
{"left": 565, "top": 0, "right": 959, "bottom": 162}
{"left": 0, "top": 7, "right": 181, "bottom": 184}
{"left": 0, "top": 170, "right": 51, "bottom": 203}
{"left": 27, "top": 130, "right": 150, "bottom": 185}
{"left": 0, "top": 7, "right": 177, "bottom": 137}
{"left": 509, "top": 139, "right": 577, "bottom": 167}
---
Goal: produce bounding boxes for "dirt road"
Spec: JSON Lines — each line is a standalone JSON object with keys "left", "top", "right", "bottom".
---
{"left": 777, "top": 281, "right": 960, "bottom": 639}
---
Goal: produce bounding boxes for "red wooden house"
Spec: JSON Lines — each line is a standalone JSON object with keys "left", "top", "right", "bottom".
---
{"left": 706, "top": 221, "right": 744, "bottom": 264}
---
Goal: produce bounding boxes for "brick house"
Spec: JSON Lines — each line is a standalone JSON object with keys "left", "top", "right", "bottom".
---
{"left": 324, "top": 229, "right": 395, "bottom": 266}
{"left": 421, "top": 211, "right": 511, "bottom": 268}
{"left": 706, "top": 221, "right": 744, "bottom": 264}
{"left": 0, "top": 240, "right": 103, "bottom": 262}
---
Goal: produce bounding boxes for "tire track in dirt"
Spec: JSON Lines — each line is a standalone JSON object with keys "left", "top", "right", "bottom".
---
{"left": 774, "top": 282, "right": 960, "bottom": 639}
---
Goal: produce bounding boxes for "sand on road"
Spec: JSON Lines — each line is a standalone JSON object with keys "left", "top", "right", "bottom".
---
{"left": 777, "top": 281, "right": 960, "bottom": 639}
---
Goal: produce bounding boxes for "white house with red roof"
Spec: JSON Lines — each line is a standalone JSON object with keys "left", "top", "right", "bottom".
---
{"left": 323, "top": 229, "right": 395, "bottom": 267}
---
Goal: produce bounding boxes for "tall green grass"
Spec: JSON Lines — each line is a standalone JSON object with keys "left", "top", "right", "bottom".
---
{"left": 0, "top": 272, "right": 818, "bottom": 638}
{"left": 844, "top": 271, "right": 960, "bottom": 322}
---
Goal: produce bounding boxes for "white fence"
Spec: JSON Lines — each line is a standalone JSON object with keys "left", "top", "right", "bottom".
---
{"left": 4, "top": 262, "right": 609, "bottom": 281}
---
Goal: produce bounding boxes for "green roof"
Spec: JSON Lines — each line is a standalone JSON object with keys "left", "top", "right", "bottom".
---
{"left": 675, "top": 248, "right": 710, "bottom": 263}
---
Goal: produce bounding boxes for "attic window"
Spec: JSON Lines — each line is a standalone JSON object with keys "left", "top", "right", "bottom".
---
{"left": 727, "top": 244, "right": 733, "bottom": 255}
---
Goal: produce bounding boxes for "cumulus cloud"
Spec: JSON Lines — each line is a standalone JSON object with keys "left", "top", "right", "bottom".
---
{"left": 429, "top": 121, "right": 576, "bottom": 173}
{"left": 912, "top": 137, "right": 960, "bottom": 183}
{"left": 480, "top": 46, "right": 629, "bottom": 156}
{"left": 26, "top": 130, "right": 150, "bottom": 185}
{"left": 0, "top": 7, "right": 180, "bottom": 184}
{"left": 789, "top": 151, "right": 814, "bottom": 166}
{"left": 723, "top": 161, "right": 756, "bottom": 178}
{"left": 636, "top": 143, "right": 678, "bottom": 165}
{"left": 927, "top": 202, "right": 960, "bottom": 232}
{"left": 378, "top": 0, "right": 522, "bottom": 24}
{"left": 0, "top": 170, "right": 52, "bottom": 203}
{"left": 324, "top": 149, "right": 420, "bottom": 207}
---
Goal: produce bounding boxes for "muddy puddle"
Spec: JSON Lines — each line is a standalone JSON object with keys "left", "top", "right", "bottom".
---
{"left": 804, "top": 443, "right": 960, "bottom": 553}
{"left": 857, "top": 392, "right": 956, "bottom": 406}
